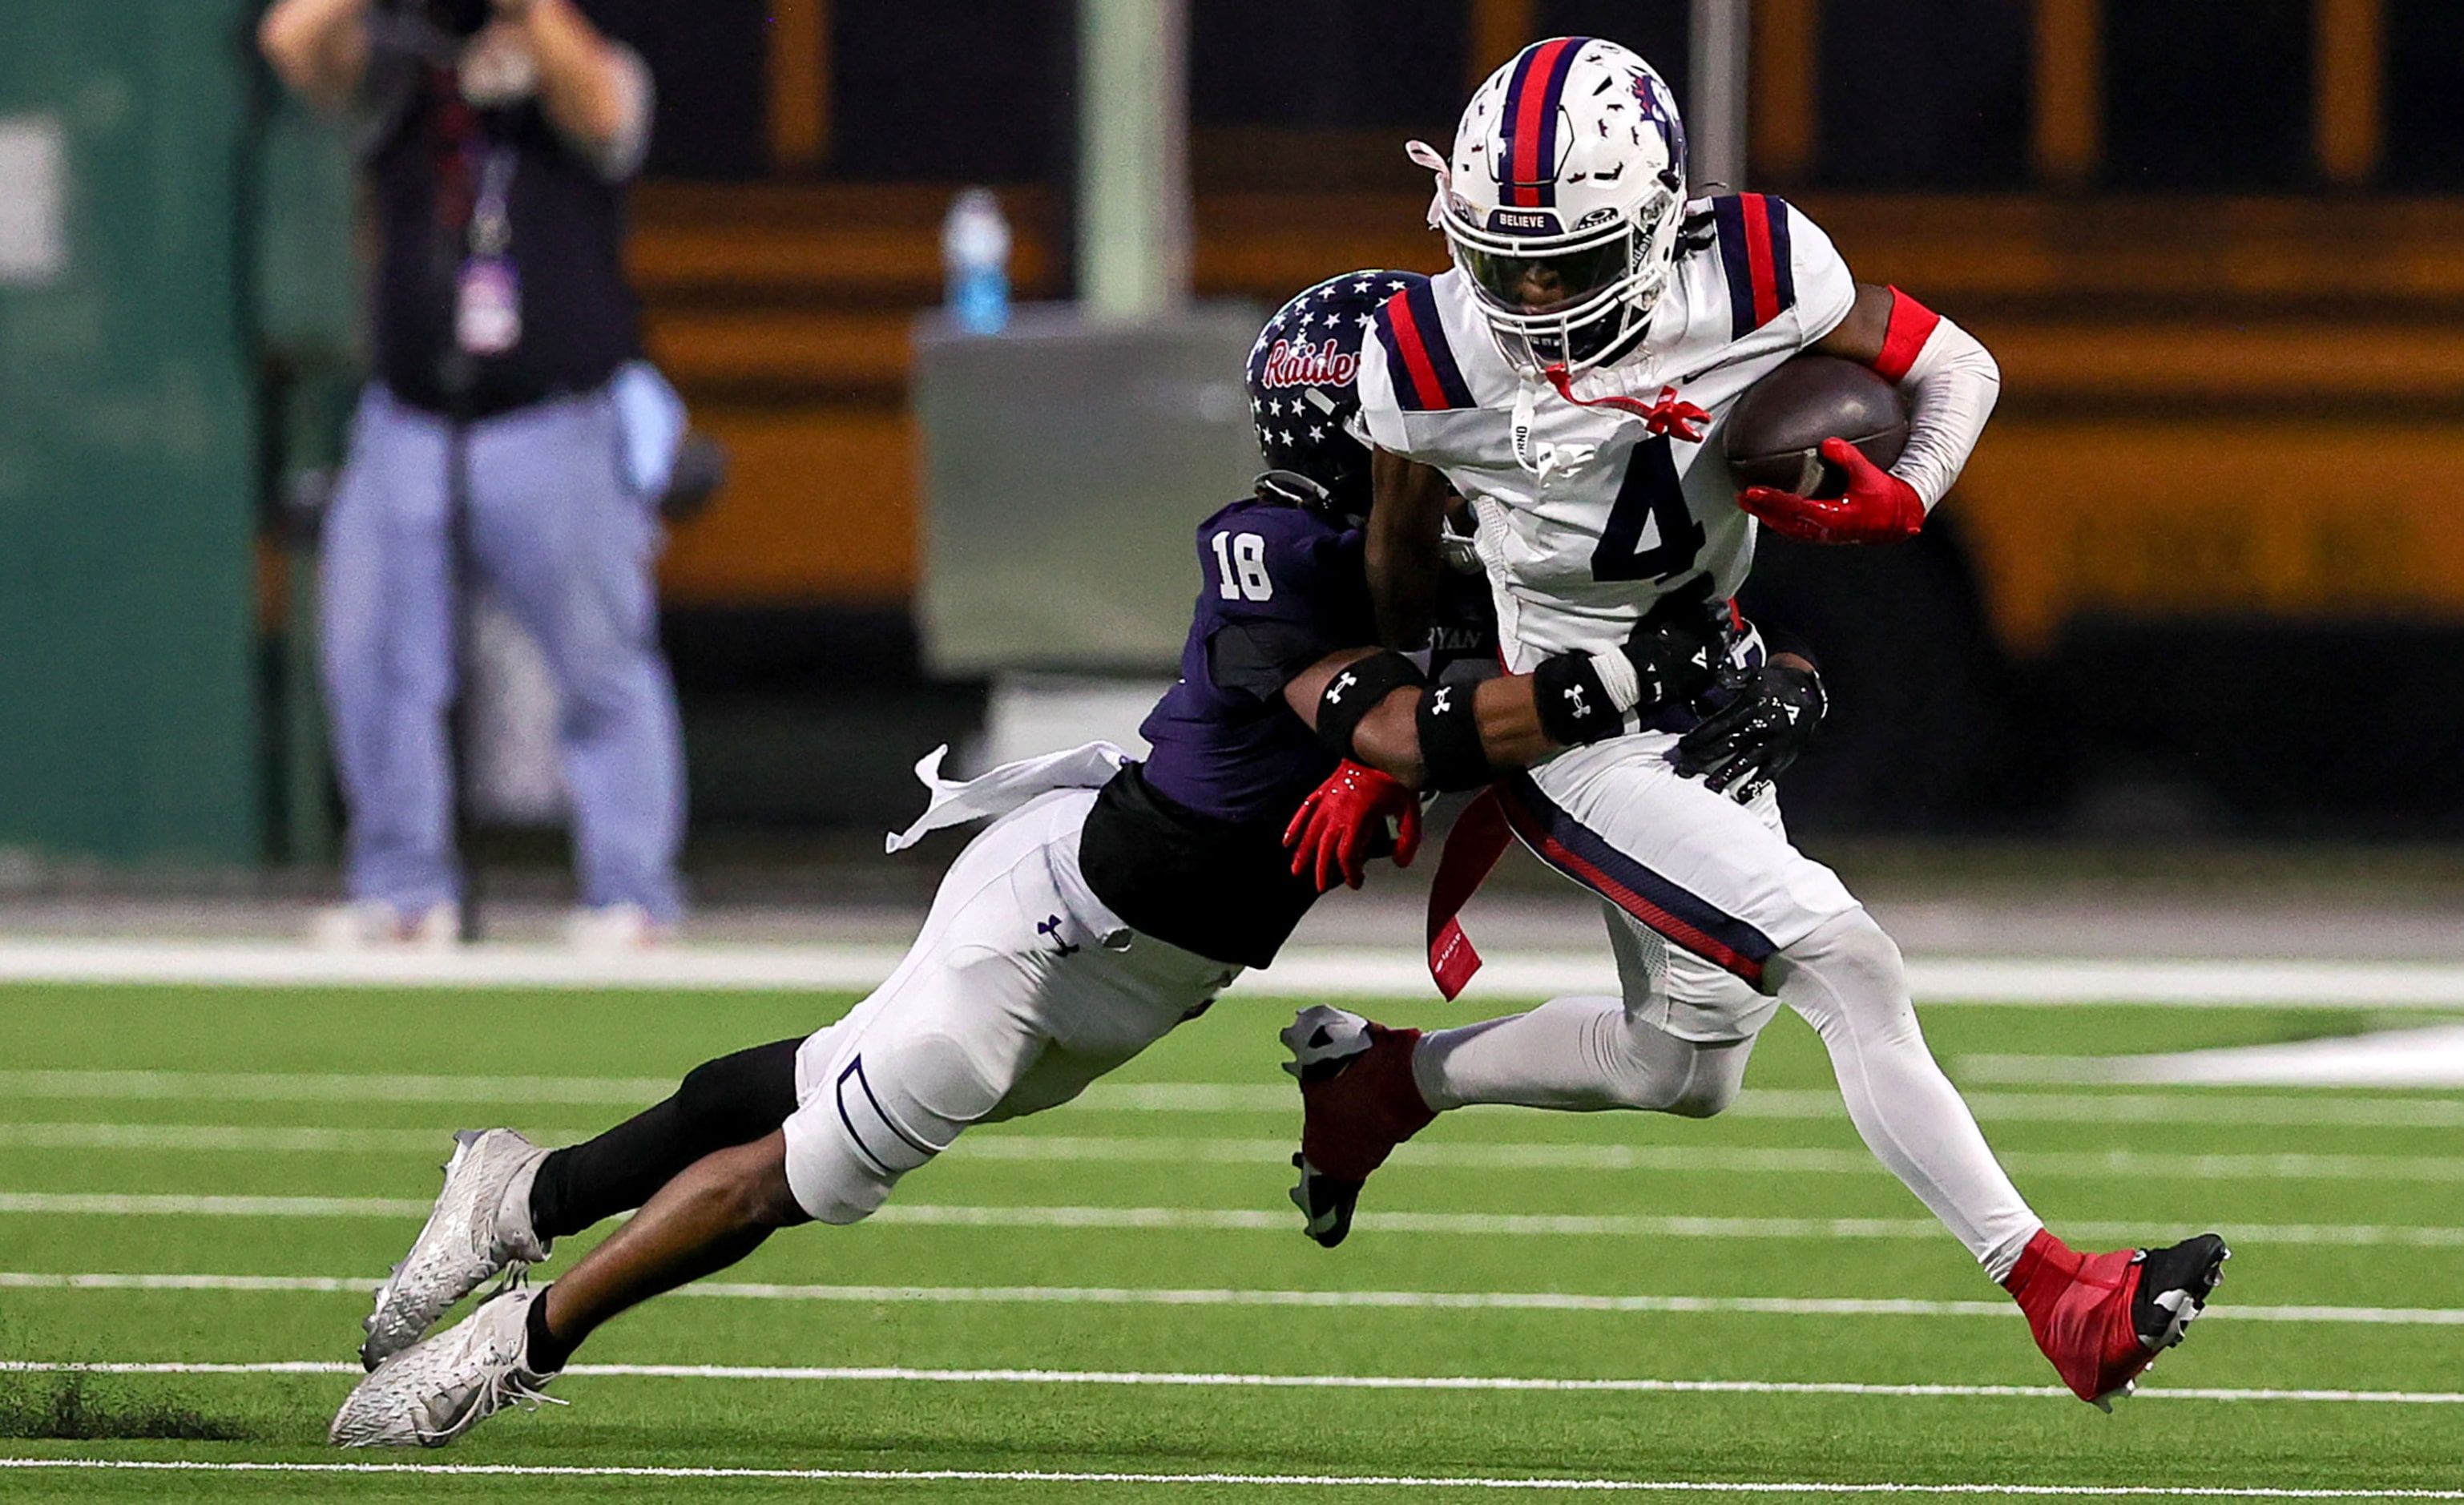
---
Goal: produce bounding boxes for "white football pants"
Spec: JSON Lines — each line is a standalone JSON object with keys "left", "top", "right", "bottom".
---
{"left": 779, "top": 789, "right": 1236, "bottom": 1224}
{"left": 1418, "top": 735, "right": 2043, "bottom": 1281}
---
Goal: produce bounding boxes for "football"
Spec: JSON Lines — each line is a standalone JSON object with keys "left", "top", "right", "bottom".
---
{"left": 1722, "top": 354, "right": 1910, "bottom": 498}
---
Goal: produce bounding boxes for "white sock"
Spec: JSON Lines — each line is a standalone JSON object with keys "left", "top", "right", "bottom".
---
{"left": 1413, "top": 995, "right": 1752, "bottom": 1119}
{"left": 1775, "top": 910, "right": 2043, "bottom": 1281}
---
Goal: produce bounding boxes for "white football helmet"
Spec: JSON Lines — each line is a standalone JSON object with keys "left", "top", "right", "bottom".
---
{"left": 1413, "top": 37, "right": 1688, "bottom": 374}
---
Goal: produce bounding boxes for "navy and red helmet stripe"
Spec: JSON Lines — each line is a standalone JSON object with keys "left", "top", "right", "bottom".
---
{"left": 1712, "top": 193, "right": 1798, "bottom": 340}
{"left": 1497, "top": 36, "right": 1590, "bottom": 209}
{"left": 1373, "top": 281, "right": 1477, "bottom": 412}
{"left": 1497, "top": 773, "right": 1779, "bottom": 987}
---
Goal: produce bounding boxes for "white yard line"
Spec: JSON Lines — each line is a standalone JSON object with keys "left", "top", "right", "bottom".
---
{"left": 0, "top": 1272, "right": 366, "bottom": 1293}
{"left": 0, "top": 1123, "right": 595, "bottom": 1153}
{"left": 0, "top": 1068, "right": 671, "bottom": 1104}
{"left": 1075, "top": 1081, "right": 1296, "bottom": 1112}
{"left": 0, "top": 1192, "right": 434, "bottom": 1217}
{"left": 7, "top": 1071, "right": 2462, "bottom": 1132}
{"left": 3, "top": 938, "right": 2464, "bottom": 1007}
{"left": 0, "top": 940, "right": 908, "bottom": 993}
{"left": 949, "top": 1136, "right": 2464, "bottom": 1184}
{"left": 1, "top": 1458, "right": 2459, "bottom": 1497}
{"left": 12, "top": 1121, "right": 2459, "bottom": 1184}
{"left": 4, "top": 1270, "right": 2457, "bottom": 1327}
{"left": 2, "top": 1358, "right": 2461, "bottom": 1408}
{"left": 1961, "top": 1025, "right": 2464, "bottom": 1091}
{"left": 868, "top": 1207, "right": 2464, "bottom": 1249}
{"left": 1897, "top": 958, "right": 2464, "bottom": 1009}
{"left": 2, "top": 1192, "right": 2455, "bottom": 1247}
{"left": 1843, "top": 1091, "right": 2464, "bottom": 1130}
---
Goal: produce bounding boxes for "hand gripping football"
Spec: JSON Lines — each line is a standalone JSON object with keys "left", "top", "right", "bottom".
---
{"left": 1722, "top": 355, "right": 1909, "bottom": 499}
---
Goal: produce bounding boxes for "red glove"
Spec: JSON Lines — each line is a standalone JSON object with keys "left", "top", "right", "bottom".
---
{"left": 1284, "top": 759, "right": 1422, "bottom": 893}
{"left": 1737, "top": 437, "right": 1926, "bottom": 545}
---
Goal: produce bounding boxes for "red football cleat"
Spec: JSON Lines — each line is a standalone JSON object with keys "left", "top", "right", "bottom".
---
{"left": 1280, "top": 1005, "right": 1438, "bottom": 1248}
{"left": 2004, "top": 1228, "right": 2229, "bottom": 1410}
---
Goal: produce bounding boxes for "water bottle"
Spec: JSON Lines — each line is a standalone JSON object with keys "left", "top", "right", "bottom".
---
{"left": 941, "top": 187, "right": 1012, "bottom": 336}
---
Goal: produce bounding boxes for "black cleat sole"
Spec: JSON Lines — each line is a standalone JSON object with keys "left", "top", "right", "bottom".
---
{"left": 2133, "top": 1233, "right": 2230, "bottom": 1352}
{"left": 1288, "top": 1153, "right": 1364, "bottom": 1249}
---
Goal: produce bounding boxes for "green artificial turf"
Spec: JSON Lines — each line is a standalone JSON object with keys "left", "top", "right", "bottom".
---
{"left": 0, "top": 982, "right": 2458, "bottom": 1500}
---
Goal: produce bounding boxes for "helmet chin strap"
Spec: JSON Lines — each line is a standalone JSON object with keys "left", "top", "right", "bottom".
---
{"left": 1256, "top": 469, "right": 1351, "bottom": 518}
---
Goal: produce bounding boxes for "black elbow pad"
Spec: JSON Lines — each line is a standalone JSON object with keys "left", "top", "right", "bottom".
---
{"left": 1315, "top": 651, "right": 1425, "bottom": 760}
{"left": 1415, "top": 680, "right": 1496, "bottom": 792}
{"left": 1531, "top": 652, "right": 1627, "bottom": 745}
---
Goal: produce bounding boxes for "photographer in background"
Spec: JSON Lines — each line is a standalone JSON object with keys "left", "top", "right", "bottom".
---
{"left": 261, "top": 0, "right": 687, "bottom": 950}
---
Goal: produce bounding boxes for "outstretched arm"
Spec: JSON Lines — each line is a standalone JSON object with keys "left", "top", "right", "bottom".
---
{"left": 1276, "top": 651, "right": 1551, "bottom": 892}
{"left": 1283, "top": 608, "right": 1724, "bottom": 789}
{"left": 1274, "top": 615, "right": 1725, "bottom": 890}
{"left": 1282, "top": 650, "right": 1554, "bottom": 788}
{"left": 1365, "top": 450, "right": 1454, "bottom": 648}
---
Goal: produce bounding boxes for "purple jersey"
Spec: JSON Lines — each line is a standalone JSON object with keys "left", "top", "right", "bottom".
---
{"left": 1078, "top": 495, "right": 1376, "bottom": 967}
{"left": 1135, "top": 497, "right": 1376, "bottom": 825}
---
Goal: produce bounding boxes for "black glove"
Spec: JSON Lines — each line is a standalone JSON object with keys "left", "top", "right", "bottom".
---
{"left": 1534, "top": 611, "right": 1726, "bottom": 747}
{"left": 1620, "top": 615, "right": 1725, "bottom": 710}
{"left": 1674, "top": 663, "right": 1827, "bottom": 801}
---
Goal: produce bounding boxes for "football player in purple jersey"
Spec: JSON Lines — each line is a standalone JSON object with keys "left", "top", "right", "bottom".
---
{"left": 323, "top": 270, "right": 1735, "bottom": 1449}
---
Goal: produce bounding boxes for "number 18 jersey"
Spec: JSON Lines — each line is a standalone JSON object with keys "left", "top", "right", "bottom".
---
{"left": 1075, "top": 494, "right": 1372, "bottom": 970}
{"left": 1357, "top": 194, "right": 1855, "bottom": 671}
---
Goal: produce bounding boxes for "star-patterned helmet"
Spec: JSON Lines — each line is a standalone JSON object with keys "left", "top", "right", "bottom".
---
{"left": 1244, "top": 269, "right": 1425, "bottom": 523}
{"left": 1415, "top": 37, "right": 1688, "bottom": 374}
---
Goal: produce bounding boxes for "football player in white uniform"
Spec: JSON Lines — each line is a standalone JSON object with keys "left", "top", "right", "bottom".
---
{"left": 1288, "top": 36, "right": 2227, "bottom": 1410}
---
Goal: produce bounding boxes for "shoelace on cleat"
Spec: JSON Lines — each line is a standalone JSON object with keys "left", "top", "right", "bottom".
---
{"left": 410, "top": 1366, "right": 567, "bottom": 1446}
{"left": 403, "top": 1281, "right": 565, "bottom": 1446}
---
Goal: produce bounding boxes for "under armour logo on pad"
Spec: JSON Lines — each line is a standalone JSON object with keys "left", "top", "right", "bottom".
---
{"left": 1431, "top": 686, "right": 1453, "bottom": 714}
{"left": 1037, "top": 914, "right": 1079, "bottom": 957}
{"left": 1327, "top": 671, "right": 1357, "bottom": 704}
{"left": 1563, "top": 684, "right": 1591, "bottom": 718}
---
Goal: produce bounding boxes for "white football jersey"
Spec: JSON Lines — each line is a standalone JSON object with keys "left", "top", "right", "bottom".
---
{"left": 1357, "top": 193, "right": 1856, "bottom": 670}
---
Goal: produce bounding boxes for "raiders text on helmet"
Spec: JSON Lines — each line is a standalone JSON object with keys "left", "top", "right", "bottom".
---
{"left": 1412, "top": 37, "right": 1688, "bottom": 375}
{"left": 1244, "top": 270, "right": 1425, "bottom": 522}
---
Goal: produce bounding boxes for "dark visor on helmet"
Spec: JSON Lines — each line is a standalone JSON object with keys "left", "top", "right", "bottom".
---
{"left": 1459, "top": 232, "right": 1631, "bottom": 315}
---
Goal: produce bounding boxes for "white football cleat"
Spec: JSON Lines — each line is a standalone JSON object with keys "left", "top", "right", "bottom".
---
{"left": 309, "top": 900, "right": 459, "bottom": 952}
{"left": 360, "top": 1128, "right": 551, "bottom": 1370}
{"left": 331, "top": 1278, "right": 563, "bottom": 1448}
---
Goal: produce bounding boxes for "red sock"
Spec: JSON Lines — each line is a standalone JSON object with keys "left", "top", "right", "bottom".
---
{"left": 2002, "top": 1228, "right": 2142, "bottom": 1402}
{"left": 1302, "top": 1026, "right": 1437, "bottom": 1180}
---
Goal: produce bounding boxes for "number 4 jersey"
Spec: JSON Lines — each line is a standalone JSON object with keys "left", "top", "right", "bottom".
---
{"left": 1357, "top": 193, "right": 1855, "bottom": 671}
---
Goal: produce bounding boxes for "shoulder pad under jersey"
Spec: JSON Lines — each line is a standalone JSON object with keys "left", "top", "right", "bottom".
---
{"left": 1695, "top": 193, "right": 1855, "bottom": 348}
